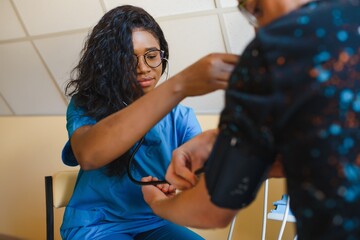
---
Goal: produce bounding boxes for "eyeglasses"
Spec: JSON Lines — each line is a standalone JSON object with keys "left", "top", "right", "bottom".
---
{"left": 238, "top": 0, "right": 259, "bottom": 27}
{"left": 134, "top": 49, "right": 165, "bottom": 69}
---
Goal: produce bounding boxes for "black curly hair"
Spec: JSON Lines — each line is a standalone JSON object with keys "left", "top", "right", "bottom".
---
{"left": 65, "top": 5, "right": 169, "bottom": 176}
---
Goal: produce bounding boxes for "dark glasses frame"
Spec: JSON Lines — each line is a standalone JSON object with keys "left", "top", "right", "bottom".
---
{"left": 134, "top": 49, "right": 165, "bottom": 69}
{"left": 238, "top": 0, "right": 259, "bottom": 27}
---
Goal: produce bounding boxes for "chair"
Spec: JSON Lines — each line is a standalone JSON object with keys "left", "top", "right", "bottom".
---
{"left": 227, "top": 179, "right": 296, "bottom": 240}
{"left": 45, "top": 170, "right": 78, "bottom": 240}
{"left": 261, "top": 179, "right": 297, "bottom": 240}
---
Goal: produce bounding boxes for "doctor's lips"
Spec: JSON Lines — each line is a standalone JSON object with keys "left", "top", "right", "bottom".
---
{"left": 138, "top": 77, "right": 154, "bottom": 87}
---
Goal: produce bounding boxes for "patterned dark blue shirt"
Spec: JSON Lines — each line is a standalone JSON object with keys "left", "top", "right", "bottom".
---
{"left": 205, "top": 1, "right": 360, "bottom": 239}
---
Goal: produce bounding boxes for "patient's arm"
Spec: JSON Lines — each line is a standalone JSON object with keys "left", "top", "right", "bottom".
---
{"left": 142, "top": 175, "right": 238, "bottom": 229}
{"left": 268, "top": 156, "right": 285, "bottom": 178}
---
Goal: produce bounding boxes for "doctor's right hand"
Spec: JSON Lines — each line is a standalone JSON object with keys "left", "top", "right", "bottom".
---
{"left": 173, "top": 53, "right": 238, "bottom": 97}
{"left": 166, "top": 129, "right": 219, "bottom": 190}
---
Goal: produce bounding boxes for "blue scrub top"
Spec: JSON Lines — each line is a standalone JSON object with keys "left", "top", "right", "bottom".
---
{"left": 60, "top": 99, "right": 201, "bottom": 236}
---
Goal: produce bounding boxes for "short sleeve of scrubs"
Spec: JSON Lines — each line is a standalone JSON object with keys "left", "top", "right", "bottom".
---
{"left": 62, "top": 98, "right": 96, "bottom": 166}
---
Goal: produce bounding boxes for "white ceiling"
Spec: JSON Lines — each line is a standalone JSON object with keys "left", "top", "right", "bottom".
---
{"left": 0, "top": 0, "right": 254, "bottom": 116}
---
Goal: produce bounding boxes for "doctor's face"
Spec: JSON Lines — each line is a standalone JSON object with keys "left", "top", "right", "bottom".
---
{"left": 132, "top": 29, "right": 163, "bottom": 94}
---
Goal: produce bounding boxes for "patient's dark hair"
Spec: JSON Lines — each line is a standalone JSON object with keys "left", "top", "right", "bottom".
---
{"left": 65, "top": 5, "right": 169, "bottom": 176}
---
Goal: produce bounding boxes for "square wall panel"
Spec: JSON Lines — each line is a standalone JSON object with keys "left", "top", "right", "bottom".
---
{"left": 12, "top": 0, "right": 104, "bottom": 35}
{"left": 34, "top": 32, "right": 89, "bottom": 96}
{"left": 104, "top": 0, "right": 215, "bottom": 18}
{"left": 184, "top": 90, "right": 226, "bottom": 115}
{"left": 158, "top": 15, "right": 227, "bottom": 114}
{"left": 223, "top": 12, "right": 255, "bottom": 54}
{"left": 219, "top": 0, "right": 238, "bottom": 7}
{"left": 0, "top": 0, "right": 26, "bottom": 40}
{"left": 159, "top": 15, "right": 225, "bottom": 76}
{"left": 0, "top": 42, "right": 67, "bottom": 115}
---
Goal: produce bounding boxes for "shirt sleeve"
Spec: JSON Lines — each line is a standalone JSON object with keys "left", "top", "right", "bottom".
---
{"left": 204, "top": 39, "right": 277, "bottom": 209}
{"left": 61, "top": 98, "right": 96, "bottom": 166}
{"left": 182, "top": 107, "right": 202, "bottom": 144}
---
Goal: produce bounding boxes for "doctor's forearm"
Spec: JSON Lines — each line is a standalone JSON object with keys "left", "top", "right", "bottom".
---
{"left": 151, "top": 176, "right": 238, "bottom": 228}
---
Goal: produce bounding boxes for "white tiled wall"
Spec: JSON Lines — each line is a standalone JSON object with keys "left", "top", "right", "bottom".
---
{"left": 0, "top": 0, "right": 26, "bottom": 40}
{"left": 0, "top": 41, "right": 67, "bottom": 114}
{"left": 105, "top": 0, "right": 216, "bottom": 17}
{"left": 223, "top": 12, "right": 255, "bottom": 53}
{"left": 12, "top": 0, "right": 104, "bottom": 35}
{"left": 0, "top": 0, "right": 255, "bottom": 115}
{"left": 34, "top": 33, "right": 87, "bottom": 92}
{"left": 219, "top": 0, "right": 238, "bottom": 7}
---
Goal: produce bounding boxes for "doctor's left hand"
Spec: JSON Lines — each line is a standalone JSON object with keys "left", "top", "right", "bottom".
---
{"left": 141, "top": 176, "right": 175, "bottom": 206}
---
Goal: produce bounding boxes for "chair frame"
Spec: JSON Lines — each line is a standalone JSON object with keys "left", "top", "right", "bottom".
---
{"left": 227, "top": 179, "right": 296, "bottom": 240}
{"left": 45, "top": 171, "right": 78, "bottom": 240}
{"left": 45, "top": 176, "right": 55, "bottom": 240}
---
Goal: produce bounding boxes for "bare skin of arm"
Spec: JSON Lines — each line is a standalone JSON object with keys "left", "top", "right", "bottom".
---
{"left": 71, "top": 53, "right": 239, "bottom": 170}
{"left": 142, "top": 175, "right": 238, "bottom": 228}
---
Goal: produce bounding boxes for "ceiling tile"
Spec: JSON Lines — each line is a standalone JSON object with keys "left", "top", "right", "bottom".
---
{"left": 34, "top": 32, "right": 89, "bottom": 95}
{"left": 104, "top": 0, "right": 215, "bottom": 17}
{"left": 219, "top": 0, "right": 238, "bottom": 7}
{"left": 160, "top": 15, "right": 225, "bottom": 74}
{"left": 0, "top": 0, "right": 26, "bottom": 40}
{"left": 12, "top": 0, "right": 104, "bottom": 36}
{"left": 0, "top": 42, "right": 67, "bottom": 115}
{"left": 223, "top": 12, "right": 255, "bottom": 54}
{"left": 159, "top": 15, "right": 226, "bottom": 114}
